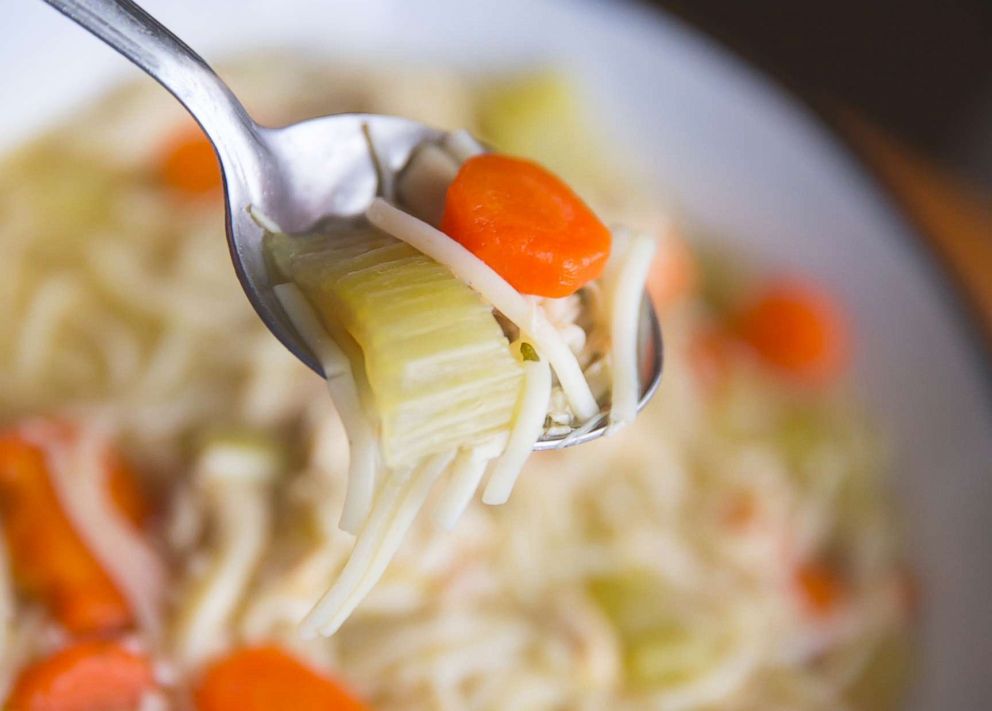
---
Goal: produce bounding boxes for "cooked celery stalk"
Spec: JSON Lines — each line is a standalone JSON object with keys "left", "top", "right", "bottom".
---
{"left": 476, "top": 72, "right": 606, "bottom": 189}
{"left": 268, "top": 225, "right": 523, "bottom": 468}
{"left": 589, "top": 573, "right": 726, "bottom": 689}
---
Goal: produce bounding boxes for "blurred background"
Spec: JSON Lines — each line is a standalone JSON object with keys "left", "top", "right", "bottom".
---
{"left": 649, "top": 0, "right": 992, "bottom": 338}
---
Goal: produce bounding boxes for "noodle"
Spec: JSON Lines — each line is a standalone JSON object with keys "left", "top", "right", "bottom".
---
{"left": 603, "top": 229, "right": 657, "bottom": 432}
{"left": 173, "top": 435, "right": 279, "bottom": 668}
{"left": 303, "top": 452, "right": 455, "bottom": 637}
{"left": 432, "top": 447, "right": 496, "bottom": 530}
{"left": 482, "top": 353, "right": 552, "bottom": 505}
{"left": 275, "top": 283, "right": 379, "bottom": 534}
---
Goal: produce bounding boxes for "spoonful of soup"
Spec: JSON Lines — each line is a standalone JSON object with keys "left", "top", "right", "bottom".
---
{"left": 44, "top": 0, "right": 661, "bottom": 454}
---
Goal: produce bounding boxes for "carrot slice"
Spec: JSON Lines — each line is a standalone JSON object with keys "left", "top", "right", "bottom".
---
{"left": 735, "top": 278, "right": 848, "bottom": 384}
{"left": 795, "top": 562, "right": 846, "bottom": 617}
{"left": 195, "top": 646, "right": 370, "bottom": 711}
{"left": 157, "top": 124, "right": 222, "bottom": 197}
{"left": 440, "top": 153, "right": 611, "bottom": 297}
{"left": 0, "top": 426, "right": 146, "bottom": 635}
{"left": 5, "top": 639, "right": 155, "bottom": 711}
{"left": 104, "top": 447, "right": 149, "bottom": 526}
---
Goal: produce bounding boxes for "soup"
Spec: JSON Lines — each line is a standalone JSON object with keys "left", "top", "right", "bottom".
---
{"left": 0, "top": 58, "right": 911, "bottom": 710}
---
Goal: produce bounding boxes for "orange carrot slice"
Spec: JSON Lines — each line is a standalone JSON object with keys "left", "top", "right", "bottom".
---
{"left": 795, "top": 561, "right": 846, "bottom": 617}
{"left": 157, "top": 124, "right": 222, "bottom": 197}
{"left": 195, "top": 646, "right": 370, "bottom": 711}
{"left": 440, "top": 154, "right": 611, "bottom": 297}
{"left": 735, "top": 278, "right": 848, "bottom": 384}
{"left": 0, "top": 426, "right": 146, "bottom": 635}
{"left": 5, "top": 639, "right": 155, "bottom": 711}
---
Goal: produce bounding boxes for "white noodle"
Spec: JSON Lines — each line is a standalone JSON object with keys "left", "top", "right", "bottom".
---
{"left": 14, "top": 276, "right": 80, "bottom": 382}
{"left": 247, "top": 204, "right": 283, "bottom": 233}
{"left": 395, "top": 620, "right": 530, "bottom": 686}
{"left": 367, "top": 198, "right": 598, "bottom": 420}
{"left": 275, "top": 283, "right": 380, "bottom": 533}
{"left": 483, "top": 353, "right": 552, "bottom": 505}
{"left": 303, "top": 452, "right": 454, "bottom": 637}
{"left": 134, "top": 330, "right": 195, "bottom": 396}
{"left": 173, "top": 439, "right": 278, "bottom": 668}
{"left": 91, "top": 314, "right": 143, "bottom": 389}
{"left": 605, "top": 231, "right": 656, "bottom": 432}
{"left": 432, "top": 448, "right": 492, "bottom": 530}
{"left": 442, "top": 129, "right": 486, "bottom": 163}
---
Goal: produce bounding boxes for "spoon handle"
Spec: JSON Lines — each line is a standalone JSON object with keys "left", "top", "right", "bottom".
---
{"left": 41, "top": 0, "right": 265, "bottom": 180}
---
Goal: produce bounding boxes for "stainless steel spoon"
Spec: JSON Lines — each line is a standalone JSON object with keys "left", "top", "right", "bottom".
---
{"left": 42, "top": 0, "right": 662, "bottom": 448}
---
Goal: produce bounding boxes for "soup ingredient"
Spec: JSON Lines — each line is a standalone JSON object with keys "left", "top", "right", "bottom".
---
{"left": 440, "top": 154, "right": 611, "bottom": 298}
{"left": 479, "top": 342, "right": 552, "bottom": 506}
{"left": 173, "top": 432, "right": 281, "bottom": 668}
{"left": 589, "top": 573, "right": 754, "bottom": 702}
{"left": 476, "top": 72, "right": 605, "bottom": 188}
{"left": 268, "top": 219, "right": 527, "bottom": 634}
{"left": 6, "top": 639, "right": 155, "bottom": 711}
{"left": 194, "top": 645, "right": 369, "bottom": 711}
{"left": 600, "top": 229, "right": 657, "bottom": 431}
{"left": 274, "top": 282, "right": 377, "bottom": 533}
{"left": 735, "top": 278, "right": 848, "bottom": 383}
{"left": 157, "top": 125, "right": 222, "bottom": 197}
{"left": 795, "top": 561, "right": 846, "bottom": 618}
{"left": 33, "top": 423, "right": 166, "bottom": 638}
{"left": 0, "top": 425, "right": 145, "bottom": 635}
{"left": 268, "top": 225, "right": 523, "bottom": 469}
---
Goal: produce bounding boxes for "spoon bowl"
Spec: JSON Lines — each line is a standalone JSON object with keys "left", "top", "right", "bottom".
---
{"left": 229, "top": 116, "right": 444, "bottom": 375}
{"left": 43, "top": 0, "right": 663, "bottom": 448}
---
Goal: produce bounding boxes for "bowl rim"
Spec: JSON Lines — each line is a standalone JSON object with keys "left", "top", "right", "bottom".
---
{"left": 626, "top": 0, "right": 992, "bottom": 406}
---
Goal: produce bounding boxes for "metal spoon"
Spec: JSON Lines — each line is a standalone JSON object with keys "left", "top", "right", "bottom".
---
{"left": 42, "top": 0, "right": 662, "bottom": 448}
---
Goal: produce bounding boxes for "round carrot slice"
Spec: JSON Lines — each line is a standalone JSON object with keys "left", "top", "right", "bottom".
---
{"left": 441, "top": 154, "right": 611, "bottom": 297}
{"left": 735, "top": 278, "right": 849, "bottom": 384}
{"left": 195, "top": 646, "right": 369, "bottom": 711}
{"left": 6, "top": 639, "right": 155, "bottom": 711}
{"left": 157, "top": 125, "right": 222, "bottom": 197}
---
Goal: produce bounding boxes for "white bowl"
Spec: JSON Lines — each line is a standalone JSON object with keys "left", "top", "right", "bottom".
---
{"left": 6, "top": 1, "right": 992, "bottom": 707}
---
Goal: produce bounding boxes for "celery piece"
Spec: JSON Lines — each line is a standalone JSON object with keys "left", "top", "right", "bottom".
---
{"left": 268, "top": 226, "right": 522, "bottom": 467}
{"left": 475, "top": 71, "right": 607, "bottom": 191}
{"left": 589, "top": 572, "right": 725, "bottom": 690}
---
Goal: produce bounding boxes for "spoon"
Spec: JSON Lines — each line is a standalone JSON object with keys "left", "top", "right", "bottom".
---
{"left": 42, "top": 0, "right": 662, "bottom": 448}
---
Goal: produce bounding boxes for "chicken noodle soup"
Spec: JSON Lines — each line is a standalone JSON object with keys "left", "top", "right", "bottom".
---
{"left": 0, "top": 58, "right": 911, "bottom": 710}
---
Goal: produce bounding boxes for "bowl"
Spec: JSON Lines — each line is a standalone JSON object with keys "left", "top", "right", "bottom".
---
{"left": 5, "top": 1, "right": 992, "bottom": 707}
